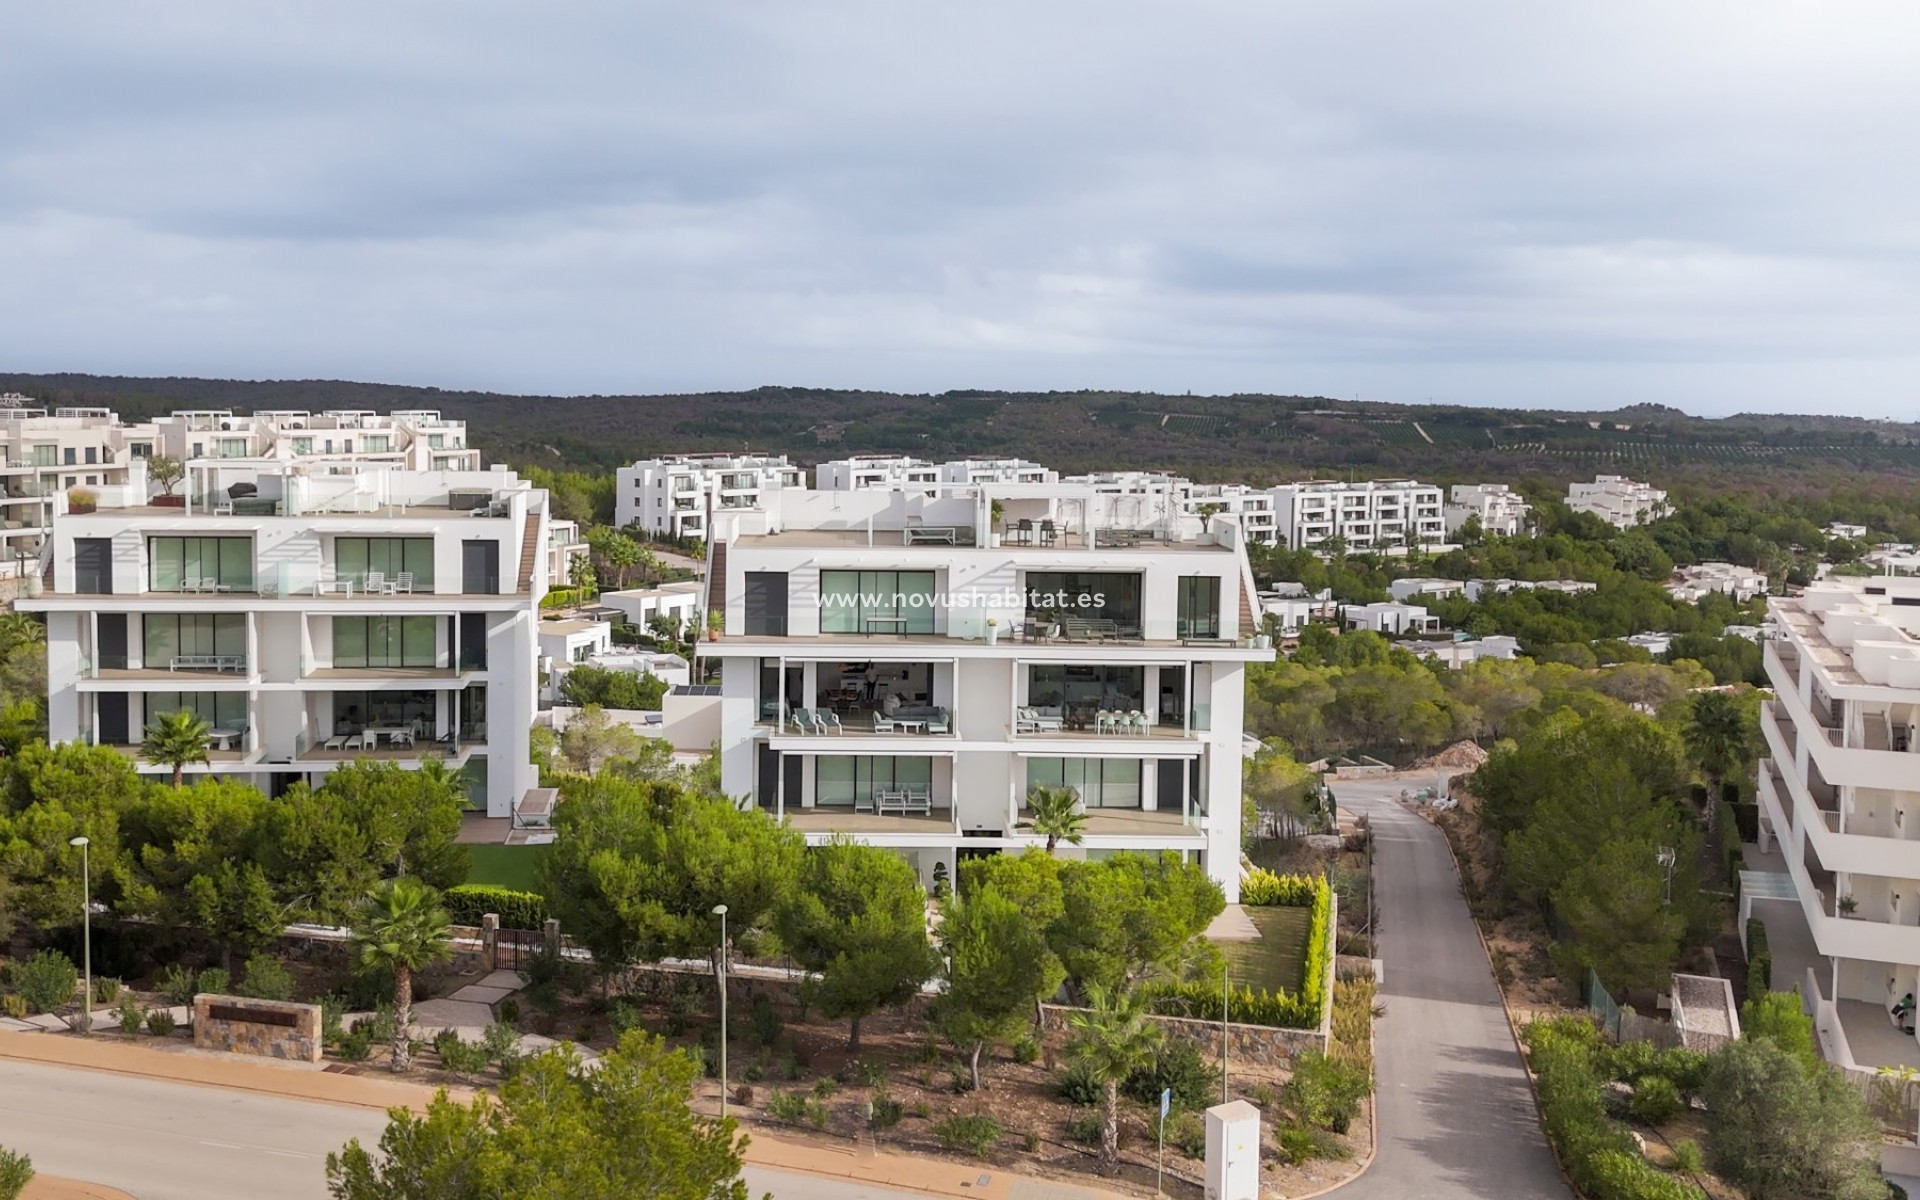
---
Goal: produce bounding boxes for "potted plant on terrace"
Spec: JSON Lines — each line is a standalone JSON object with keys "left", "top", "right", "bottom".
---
{"left": 706, "top": 610, "right": 725, "bottom": 642}
{"left": 65, "top": 487, "right": 98, "bottom": 514}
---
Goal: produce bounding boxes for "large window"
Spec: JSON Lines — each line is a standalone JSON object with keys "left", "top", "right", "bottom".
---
{"left": 1026, "top": 757, "right": 1143, "bottom": 809}
{"left": 335, "top": 537, "right": 435, "bottom": 589}
{"left": 328, "top": 690, "right": 438, "bottom": 737}
{"left": 145, "top": 691, "right": 246, "bottom": 732}
{"left": 149, "top": 537, "right": 253, "bottom": 592}
{"left": 333, "top": 615, "right": 438, "bottom": 668}
{"left": 144, "top": 613, "right": 246, "bottom": 665}
{"left": 1178, "top": 576, "right": 1221, "bottom": 639}
{"left": 819, "top": 570, "right": 936, "bottom": 635}
{"left": 1027, "top": 664, "right": 1145, "bottom": 718}
{"left": 1024, "top": 571, "right": 1142, "bottom": 629}
{"left": 815, "top": 755, "right": 933, "bottom": 808}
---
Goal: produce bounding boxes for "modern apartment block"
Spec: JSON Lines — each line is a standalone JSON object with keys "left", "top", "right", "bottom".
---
{"left": 0, "top": 399, "right": 158, "bottom": 570}
{"left": 814, "top": 455, "right": 940, "bottom": 492}
{"left": 937, "top": 457, "right": 1058, "bottom": 486}
{"left": 1444, "top": 483, "right": 1530, "bottom": 538}
{"left": 1568, "top": 474, "right": 1669, "bottom": 528}
{"left": 615, "top": 454, "right": 804, "bottom": 540}
{"left": 1754, "top": 573, "right": 1920, "bottom": 1069}
{"left": 150, "top": 409, "right": 481, "bottom": 473}
{"left": 1266, "top": 480, "right": 1445, "bottom": 551}
{"left": 18, "top": 463, "right": 549, "bottom": 818}
{"left": 699, "top": 482, "right": 1274, "bottom": 901}
{"left": 1182, "top": 484, "right": 1279, "bottom": 547}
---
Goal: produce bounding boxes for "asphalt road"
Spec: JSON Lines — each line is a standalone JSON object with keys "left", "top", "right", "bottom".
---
{"left": 1327, "top": 779, "right": 1570, "bottom": 1199}
{"left": 0, "top": 1058, "right": 919, "bottom": 1200}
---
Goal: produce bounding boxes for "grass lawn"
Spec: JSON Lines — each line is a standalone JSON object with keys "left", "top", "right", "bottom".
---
{"left": 463, "top": 844, "right": 549, "bottom": 893}
{"left": 1218, "top": 905, "right": 1312, "bottom": 994}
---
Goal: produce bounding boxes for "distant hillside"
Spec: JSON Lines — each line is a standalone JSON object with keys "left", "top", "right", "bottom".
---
{"left": 6, "top": 372, "right": 1920, "bottom": 494}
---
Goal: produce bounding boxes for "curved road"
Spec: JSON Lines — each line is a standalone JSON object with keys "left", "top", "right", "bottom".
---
{"left": 1330, "top": 780, "right": 1568, "bottom": 1199}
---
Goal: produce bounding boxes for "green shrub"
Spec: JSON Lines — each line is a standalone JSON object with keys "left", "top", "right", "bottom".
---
{"left": 114, "top": 995, "right": 144, "bottom": 1035}
{"left": 195, "top": 966, "right": 230, "bottom": 998}
{"left": 1628, "top": 1075, "right": 1684, "bottom": 1125}
{"left": 1283, "top": 1050, "right": 1370, "bottom": 1133}
{"left": 236, "top": 953, "right": 295, "bottom": 1001}
{"left": 933, "top": 1113, "right": 1002, "bottom": 1158}
{"left": 145, "top": 1009, "right": 177, "bottom": 1037}
{"left": 8, "top": 950, "right": 78, "bottom": 1014}
{"left": 768, "top": 1090, "right": 826, "bottom": 1127}
{"left": 0, "top": 1146, "right": 33, "bottom": 1200}
{"left": 1064, "top": 1111, "right": 1103, "bottom": 1145}
{"left": 1522, "top": 1017, "right": 1707, "bottom": 1200}
{"left": 1167, "top": 1110, "right": 1207, "bottom": 1158}
{"left": 93, "top": 977, "right": 122, "bottom": 1005}
{"left": 157, "top": 963, "right": 197, "bottom": 1008}
{"left": 1055, "top": 1059, "right": 1104, "bottom": 1105}
{"left": 870, "top": 1094, "right": 904, "bottom": 1129}
{"left": 1745, "top": 918, "right": 1771, "bottom": 997}
{"left": 336, "top": 1025, "right": 372, "bottom": 1061}
{"left": 1669, "top": 1138, "right": 1705, "bottom": 1175}
{"left": 733, "top": 1084, "right": 755, "bottom": 1107}
{"left": 443, "top": 885, "right": 548, "bottom": 930}
{"left": 1653, "top": 1048, "right": 1710, "bottom": 1101}
{"left": 1012, "top": 1035, "right": 1041, "bottom": 1065}
{"left": 436, "top": 1032, "right": 492, "bottom": 1080}
{"left": 608, "top": 1000, "right": 644, "bottom": 1038}
{"left": 749, "top": 992, "right": 783, "bottom": 1047}
{"left": 1141, "top": 875, "right": 1332, "bottom": 1030}
{"left": 1584, "top": 1149, "right": 1701, "bottom": 1200}
{"left": 0, "top": 995, "right": 26, "bottom": 1020}
{"left": 481, "top": 1021, "right": 521, "bottom": 1070}
{"left": 497, "top": 998, "right": 520, "bottom": 1025}
{"left": 1273, "top": 1122, "right": 1323, "bottom": 1166}
{"left": 1124, "top": 1040, "right": 1215, "bottom": 1113}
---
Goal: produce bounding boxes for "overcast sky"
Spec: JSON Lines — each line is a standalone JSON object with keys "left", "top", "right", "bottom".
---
{"left": 6, "top": 2, "right": 1918, "bottom": 416}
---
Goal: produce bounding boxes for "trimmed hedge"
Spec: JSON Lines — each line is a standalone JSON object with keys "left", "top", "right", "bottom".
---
{"left": 1745, "top": 917, "right": 1771, "bottom": 998}
{"left": 444, "top": 884, "right": 548, "bottom": 931}
{"left": 1242, "top": 868, "right": 1321, "bottom": 907}
{"left": 1143, "top": 874, "right": 1333, "bottom": 1030}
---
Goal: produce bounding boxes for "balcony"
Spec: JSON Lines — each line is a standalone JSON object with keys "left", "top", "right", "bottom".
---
{"left": 85, "top": 653, "right": 252, "bottom": 683}
{"left": 783, "top": 807, "right": 958, "bottom": 837}
{"left": 1016, "top": 803, "right": 1205, "bottom": 838}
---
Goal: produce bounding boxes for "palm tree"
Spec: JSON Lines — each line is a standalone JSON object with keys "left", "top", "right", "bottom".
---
{"left": 1025, "top": 785, "right": 1087, "bottom": 853}
{"left": 350, "top": 878, "right": 453, "bottom": 1072}
{"left": 141, "top": 709, "right": 211, "bottom": 786}
{"left": 1685, "top": 691, "right": 1751, "bottom": 822}
{"left": 1066, "top": 984, "right": 1164, "bottom": 1172}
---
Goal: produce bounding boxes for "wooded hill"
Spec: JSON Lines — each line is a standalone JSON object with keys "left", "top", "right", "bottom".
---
{"left": 6, "top": 372, "right": 1920, "bottom": 493}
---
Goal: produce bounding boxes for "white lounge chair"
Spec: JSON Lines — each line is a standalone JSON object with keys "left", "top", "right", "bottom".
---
{"left": 392, "top": 571, "right": 414, "bottom": 594}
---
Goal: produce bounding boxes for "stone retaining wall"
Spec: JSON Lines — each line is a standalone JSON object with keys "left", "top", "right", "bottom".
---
{"left": 192, "top": 994, "right": 323, "bottom": 1062}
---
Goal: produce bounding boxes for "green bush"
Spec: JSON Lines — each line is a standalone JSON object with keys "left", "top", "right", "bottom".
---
{"left": 114, "top": 994, "right": 144, "bottom": 1035}
{"left": 1064, "top": 1110, "right": 1103, "bottom": 1145}
{"left": 1012, "top": 1035, "right": 1041, "bottom": 1064}
{"left": 336, "top": 1025, "right": 372, "bottom": 1061}
{"left": 933, "top": 1113, "right": 1002, "bottom": 1158}
{"left": 749, "top": 991, "right": 783, "bottom": 1047}
{"left": 1627, "top": 1075, "right": 1684, "bottom": 1125}
{"left": 0, "top": 995, "right": 26, "bottom": 1020}
{"left": 195, "top": 966, "right": 230, "bottom": 998}
{"left": 481, "top": 1021, "right": 521, "bottom": 1070}
{"left": 1584, "top": 1149, "right": 1701, "bottom": 1200}
{"left": 1167, "top": 1110, "right": 1208, "bottom": 1158}
{"left": 443, "top": 885, "right": 549, "bottom": 930}
{"left": 0, "top": 1146, "right": 33, "bottom": 1200}
{"left": 7, "top": 949, "right": 77, "bottom": 1015}
{"left": 157, "top": 963, "right": 197, "bottom": 1008}
{"left": 1123, "top": 1040, "right": 1216, "bottom": 1113}
{"left": 1283, "top": 1051, "right": 1370, "bottom": 1134}
{"left": 1241, "top": 868, "right": 1322, "bottom": 907}
{"left": 767, "top": 1090, "right": 826, "bottom": 1127}
{"left": 1055, "top": 1059, "right": 1104, "bottom": 1105}
{"left": 1273, "top": 1123, "right": 1323, "bottom": 1166}
{"left": 1745, "top": 918, "right": 1771, "bottom": 997}
{"left": 1669, "top": 1138, "right": 1704, "bottom": 1175}
{"left": 435, "top": 1032, "right": 492, "bottom": 1080}
{"left": 236, "top": 953, "right": 296, "bottom": 1001}
{"left": 1522, "top": 1017, "right": 1707, "bottom": 1200}
{"left": 1144, "top": 874, "right": 1332, "bottom": 1029}
{"left": 870, "top": 1094, "right": 904, "bottom": 1129}
{"left": 93, "top": 977, "right": 122, "bottom": 1005}
{"left": 145, "top": 1009, "right": 177, "bottom": 1036}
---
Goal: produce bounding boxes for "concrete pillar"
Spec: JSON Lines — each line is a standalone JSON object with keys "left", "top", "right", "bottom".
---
{"left": 481, "top": 913, "right": 499, "bottom": 971}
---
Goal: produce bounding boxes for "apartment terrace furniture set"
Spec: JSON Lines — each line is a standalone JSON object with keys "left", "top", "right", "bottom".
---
{"left": 858, "top": 784, "right": 933, "bottom": 816}
{"left": 1014, "top": 706, "right": 1155, "bottom": 734}
{"left": 785, "top": 705, "right": 952, "bottom": 735}
{"left": 320, "top": 721, "right": 423, "bottom": 752}
{"left": 310, "top": 570, "right": 416, "bottom": 598}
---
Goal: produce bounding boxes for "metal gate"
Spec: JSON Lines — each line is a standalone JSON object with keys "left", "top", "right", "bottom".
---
{"left": 494, "top": 927, "right": 543, "bottom": 971}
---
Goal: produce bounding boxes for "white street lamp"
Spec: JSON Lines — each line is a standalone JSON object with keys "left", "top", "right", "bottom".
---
{"left": 69, "top": 836, "right": 91, "bottom": 1034}
{"left": 713, "top": 903, "right": 729, "bottom": 1119}
{"left": 1656, "top": 846, "right": 1676, "bottom": 907}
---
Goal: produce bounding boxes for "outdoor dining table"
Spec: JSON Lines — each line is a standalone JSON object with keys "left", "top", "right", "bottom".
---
{"left": 207, "top": 728, "right": 241, "bottom": 751}
{"left": 361, "top": 725, "right": 415, "bottom": 749}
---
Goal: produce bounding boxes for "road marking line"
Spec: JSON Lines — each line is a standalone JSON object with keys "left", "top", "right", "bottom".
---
{"left": 266, "top": 1149, "right": 314, "bottom": 1159}
{"left": 200, "top": 1139, "right": 243, "bottom": 1149}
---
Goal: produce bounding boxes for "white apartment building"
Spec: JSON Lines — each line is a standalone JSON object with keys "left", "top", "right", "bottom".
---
{"left": 1568, "top": 475, "right": 1669, "bottom": 528}
{"left": 0, "top": 400, "right": 158, "bottom": 570}
{"left": 547, "top": 518, "right": 590, "bottom": 590}
{"left": 19, "top": 464, "right": 549, "bottom": 818}
{"left": 1444, "top": 483, "right": 1530, "bottom": 538}
{"left": 938, "top": 457, "right": 1058, "bottom": 486}
{"left": 1343, "top": 601, "right": 1439, "bottom": 636}
{"left": 1266, "top": 480, "right": 1446, "bottom": 551}
{"left": 1754, "top": 574, "right": 1920, "bottom": 1070}
{"left": 700, "top": 482, "right": 1273, "bottom": 901}
{"left": 814, "top": 456, "right": 940, "bottom": 492}
{"left": 150, "top": 409, "right": 481, "bottom": 473}
{"left": 1182, "top": 484, "right": 1280, "bottom": 547}
{"left": 615, "top": 454, "right": 804, "bottom": 541}
{"left": 1669, "top": 562, "right": 1769, "bottom": 604}
{"left": 1389, "top": 577, "right": 1466, "bottom": 604}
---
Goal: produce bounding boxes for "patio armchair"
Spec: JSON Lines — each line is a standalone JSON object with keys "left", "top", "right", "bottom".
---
{"left": 789, "top": 708, "right": 815, "bottom": 735}
{"left": 924, "top": 709, "right": 950, "bottom": 735}
{"left": 872, "top": 713, "right": 896, "bottom": 734}
{"left": 392, "top": 571, "right": 414, "bottom": 594}
{"left": 817, "top": 710, "right": 843, "bottom": 735}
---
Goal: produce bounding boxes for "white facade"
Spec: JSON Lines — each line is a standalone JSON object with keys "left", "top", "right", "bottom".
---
{"left": 1757, "top": 576, "right": 1920, "bottom": 1066}
{"left": 1669, "top": 562, "right": 1769, "bottom": 604}
{"left": 18, "top": 464, "right": 549, "bottom": 817}
{"left": 1388, "top": 577, "right": 1466, "bottom": 604}
{"left": 700, "top": 483, "right": 1273, "bottom": 901}
{"left": 0, "top": 402, "right": 158, "bottom": 569}
{"left": 1183, "top": 484, "right": 1279, "bottom": 547}
{"left": 814, "top": 456, "right": 939, "bottom": 492}
{"left": 547, "top": 518, "right": 589, "bottom": 591}
{"left": 938, "top": 457, "right": 1058, "bottom": 486}
{"left": 615, "top": 454, "right": 804, "bottom": 540}
{"left": 1343, "top": 601, "right": 1439, "bottom": 636}
{"left": 599, "top": 581, "right": 703, "bottom": 635}
{"left": 1266, "top": 480, "right": 1445, "bottom": 551}
{"left": 1568, "top": 475, "right": 1670, "bottom": 528}
{"left": 1444, "top": 483, "right": 1530, "bottom": 538}
{"left": 151, "top": 409, "right": 481, "bottom": 473}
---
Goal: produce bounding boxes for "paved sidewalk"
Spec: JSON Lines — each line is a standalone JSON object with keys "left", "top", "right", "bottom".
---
{"left": 23, "top": 1176, "right": 137, "bottom": 1200}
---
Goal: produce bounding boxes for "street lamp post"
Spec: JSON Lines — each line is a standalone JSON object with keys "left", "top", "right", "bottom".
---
{"left": 1657, "top": 846, "right": 1676, "bottom": 907}
{"left": 69, "top": 836, "right": 91, "bottom": 1034}
{"left": 713, "top": 903, "right": 729, "bottom": 1119}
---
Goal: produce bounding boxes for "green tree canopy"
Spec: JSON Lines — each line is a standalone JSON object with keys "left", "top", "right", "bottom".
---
{"left": 350, "top": 877, "right": 453, "bottom": 1073}
{"left": 934, "top": 882, "right": 1064, "bottom": 1088}
{"left": 1702, "top": 1036, "right": 1882, "bottom": 1200}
